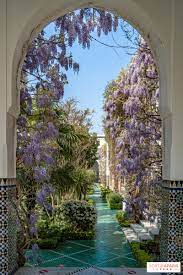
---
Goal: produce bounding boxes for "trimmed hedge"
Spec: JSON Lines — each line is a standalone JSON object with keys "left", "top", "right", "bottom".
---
{"left": 86, "top": 198, "right": 95, "bottom": 206}
{"left": 106, "top": 192, "right": 123, "bottom": 209}
{"left": 36, "top": 238, "right": 58, "bottom": 249}
{"left": 62, "top": 227, "right": 95, "bottom": 240}
{"left": 139, "top": 240, "right": 160, "bottom": 255}
{"left": 37, "top": 200, "right": 97, "bottom": 249}
{"left": 36, "top": 227, "right": 95, "bottom": 249}
{"left": 116, "top": 210, "right": 127, "bottom": 222}
{"left": 100, "top": 185, "right": 111, "bottom": 199}
{"left": 130, "top": 241, "right": 152, "bottom": 267}
{"left": 38, "top": 224, "right": 64, "bottom": 241}
{"left": 116, "top": 210, "right": 135, "bottom": 227}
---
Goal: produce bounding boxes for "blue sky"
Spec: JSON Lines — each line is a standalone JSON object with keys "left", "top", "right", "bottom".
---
{"left": 46, "top": 21, "right": 136, "bottom": 134}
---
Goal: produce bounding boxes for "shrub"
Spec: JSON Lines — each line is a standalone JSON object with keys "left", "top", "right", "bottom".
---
{"left": 37, "top": 201, "right": 97, "bottom": 247}
{"left": 130, "top": 241, "right": 152, "bottom": 267}
{"left": 116, "top": 211, "right": 127, "bottom": 222}
{"left": 135, "top": 249, "right": 152, "bottom": 267}
{"left": 37, "top": 222, "right": 95, "bottom": 247}
{"left": 87, "top": 198, "right": 95, "bottom": 206}
{"left": 106, "top": 192, "right": 123, "bottom": 209}
{"left": 87, "top": 187, "right": 95, "bottom": 195}
{"left": 62, "top": 226, "right": 95, "bottom": 240}
{"left": 36, "top": 238, "right": 58, "bottom": 249}
{"left": 116, "top": 210, "right": 135, "bottom": 227}
{"left": 100, "top": 185, "right": 111, "bottom": 199}
{"left": 87, "top": 182, "right": 96, "bottom": 195}
{"left": 38, "top": 223, "right": 64, "bottom": 240}
{"left": 37, "top": 211, "right": 68, "bottom": 242}
{"left": 119, "top": 220, "right": 131, "bottom": 227}
{"left": 61, "top": 200, "right": 97, "bottom": 231}
{"left": 140, "top": 240, "right": 160, "bottom": 255}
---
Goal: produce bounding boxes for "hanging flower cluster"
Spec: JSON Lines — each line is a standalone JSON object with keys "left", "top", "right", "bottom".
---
{"left": 17, "top": 8, "right": 120, "bottom": 183}
{"left": 103, "top": 41, "right": 162, "bottom": 220}
{"left": 36, "top": 185, "right": 54, "bottom": 212}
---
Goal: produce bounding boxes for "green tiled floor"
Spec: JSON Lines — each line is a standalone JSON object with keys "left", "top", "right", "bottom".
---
{"left": 26, "top": 185, "right": 137, "bottom": 270}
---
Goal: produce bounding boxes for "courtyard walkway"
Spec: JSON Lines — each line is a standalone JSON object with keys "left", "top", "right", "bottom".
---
{"left": 18, "top": 185, "right": 138, "bottom": 274}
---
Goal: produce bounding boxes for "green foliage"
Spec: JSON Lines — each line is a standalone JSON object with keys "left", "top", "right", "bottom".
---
{"left": 55, "top": 99, "right": 99, "bottom": 169}
{"left": 37, "top": 218, "right": 66, "bottom": 241}
{"left": 61, "top": 227, "right": 95, "bottom": 240}
{"left": 116, "top": 210, "right": 135, "bottom": 227}
{"left": 71, "top": 169, "right": 96, "bottom": 200}
{"left": 17, "top": 98, "right": 99, "bottom": 252}
{"left": 37, "top": 201, "right": 97, "bottom": 248}
{"left": 106, "top": 192, "right": 123, "bottom": 209}
{"left": 38, "top": 224, "right": 61, "bottom": 240}
{"left": 100, "top": 187, "right": 124, "bottom": 210}
{"left": 139, "top": 240, "right": 160, "bottom": 255}
{"left": 130, "top": 242, "right": 152, "bottom": 267}
{"left": 83, "top": 133, "right": 99, "bottom": 168}
{"left": 119, "top": 220, "right": 131, "bottom": 227}
{"left": 57, "top": 122, "right": 81, "bottom": 161}
{"left": 61, "top": 200, "right": 97, "bottom": 231}
{"left": 116, "top": 210, "right": 128, "bottom": 222}
{"left": 87, "top": 198, "right": 95, "bottom": 206}
{"left": 51, "top": 167, "right": 96, "bottom": 200}
{"left": 100, "top": 185, "right": 111, "bottom": 199}
{"left": 51, "top": 164, "right": 76, "bottom": 194}
{"left": 36, "top": 238, "right": 58, "bottom": 249}
{"left": 87, "top": 184, "right": 95, "bottom": 195}
{"left": 49, "top": 99, "right": 98, "bottom": 201}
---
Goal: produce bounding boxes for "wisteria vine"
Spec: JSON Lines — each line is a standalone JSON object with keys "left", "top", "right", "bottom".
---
{"left": 18, "top": 8, "right": 121, "bottom": 182}
{"left": 104, "top": 41, "right": 162, "bottom": 220}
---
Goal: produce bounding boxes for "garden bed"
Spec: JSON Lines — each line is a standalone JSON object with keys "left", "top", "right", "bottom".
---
{"left": 36, "top": 200, "right": 97, "bottom": 249}
{"left": 115, "top": 210, "right": 160, "bottom": 267}
{"left": 106, "top": 192, "right": 123, "bottom": 210}
{"left": 100, "top": 185, "right": 123, "bottom": 210}
{"left": 129, "top": 240, "right": 160, "bottom": 267}
{"left": 100, "top": 185, "right": 112, "bottom": 199}
{"left": 116, "top": 210, "right": 135, "bottom": 227}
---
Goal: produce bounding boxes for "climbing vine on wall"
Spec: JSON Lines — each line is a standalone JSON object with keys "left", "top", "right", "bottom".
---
{"left": 103, "top": 41, "right": 162, "bottom": 221}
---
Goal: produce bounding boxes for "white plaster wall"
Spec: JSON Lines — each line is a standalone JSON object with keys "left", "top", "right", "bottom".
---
{"left": 0, "top": 0, "right": 8, "bottom": 176}
{"left": 1, "top": 0, "right": 183, "bottom": 179}
{"left": 168, "top": 1, "right": 183, "bottom": 180}
{"left": 7, "top": 0, "right": 171, "bottom": 117}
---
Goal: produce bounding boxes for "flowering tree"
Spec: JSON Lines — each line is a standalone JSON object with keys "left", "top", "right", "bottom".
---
{"left": 104, "top": 41, "right": 162, "bottom": 221}
{"left": 17, "top": 9, "right": 130, "bottom": 245}
{"left": 18, "top": 8, "right": 121, "bottom": 183}
{"left": 17, "top": 97, "right": 98, "bottom": 265}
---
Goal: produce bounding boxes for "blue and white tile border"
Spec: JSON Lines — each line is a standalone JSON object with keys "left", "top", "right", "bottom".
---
{"left": 0, "top": 178, "right": 17, "bottom": 275}
{"left": 160, "top": 181, "right": 183, "bottom": 271}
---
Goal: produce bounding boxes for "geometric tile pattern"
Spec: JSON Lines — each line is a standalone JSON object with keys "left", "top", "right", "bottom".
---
{"left": 16, "top": 267, "right": 161, "bottom": 275}
{"left": 0, "top": 178, "right": 17, "bottom": 274}
{"left": 16, "top": 182, "right": 183, "bottom": 274}
{"left": 160, "top": 181, "right": 183, "bottom": 272}
{"left": 26, "top": 186, "right": 137, "bottom": 271}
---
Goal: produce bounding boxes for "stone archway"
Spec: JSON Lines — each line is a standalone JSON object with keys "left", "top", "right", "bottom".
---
{"left": 1, "top": 0, "right": 183, "bottom": 273}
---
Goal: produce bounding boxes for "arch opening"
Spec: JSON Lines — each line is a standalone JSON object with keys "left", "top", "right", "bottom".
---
{"left": 11, "top": 0, "right": 168, "bottom": 119}
{"left": 13, "top": 5, "right": 165, "bottom": 271}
